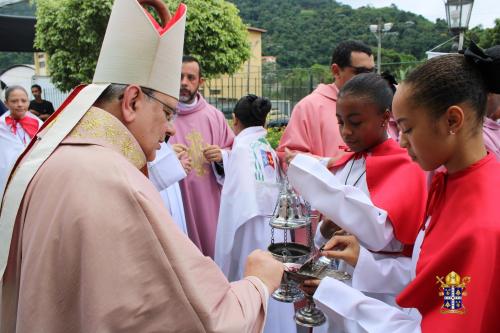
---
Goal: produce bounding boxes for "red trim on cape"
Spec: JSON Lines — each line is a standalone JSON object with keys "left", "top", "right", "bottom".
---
{"left": 331, "top": 139, "right": 427, "bottom": 245}
{"left": 397, "top": 154, "right": 500, "bottom": 332}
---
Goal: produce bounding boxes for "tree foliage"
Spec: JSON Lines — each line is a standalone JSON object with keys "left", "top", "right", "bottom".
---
{"left": 34, "top": 0, "right": 250, "bottom": 91}
{"left": 176, "top": 0, "right": 250, "bottom": 78}
{"left": 34, "top": 0, "right": 112, "bottom": 92}
{"left": 468, "top": 19, "right": 500, "bottom": 49}
{"left": 0, "top": 53, "right": 34, "bottom": 73}
{"left": 230, "top": 0, "right": 450, "bottom": 68}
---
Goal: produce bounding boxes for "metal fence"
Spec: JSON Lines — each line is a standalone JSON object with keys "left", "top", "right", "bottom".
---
{"left": 36, "top": 61, "right": 424, "bottom": 121}
{"left": 203, "top": 68, "right": 332, "bottom": 123}
{"left": 41, "top": 86, "right": 70, "bottom": 109}
{"left": 202, "top": 61, "right": 424, "bottom": 123}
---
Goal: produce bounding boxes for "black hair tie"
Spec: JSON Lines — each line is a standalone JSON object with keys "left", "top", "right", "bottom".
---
{"left": 463, "top": 41, "right": 500, "bottom": 93}
{"left": 251, "top": 97, "right": 265, "bottom": 121}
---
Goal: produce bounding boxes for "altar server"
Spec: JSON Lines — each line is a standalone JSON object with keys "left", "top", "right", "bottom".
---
{"left": 305, "top": 43, "right": 500, "bottom": 332}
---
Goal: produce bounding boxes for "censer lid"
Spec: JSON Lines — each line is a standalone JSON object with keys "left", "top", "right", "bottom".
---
{"left": 269, "top": 179, "right": 311, "bottom": 230}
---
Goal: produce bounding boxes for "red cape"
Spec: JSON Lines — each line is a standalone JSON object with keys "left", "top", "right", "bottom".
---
{"left": 332, "top": 138, "right": 427, "bottom": 246}
{"left": 397, "top": 154, "right": 500, "bottom": 332}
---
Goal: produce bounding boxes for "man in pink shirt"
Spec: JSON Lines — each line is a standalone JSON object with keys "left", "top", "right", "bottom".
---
{"left": 278, "top": 40, "right": 375, "bottom": 167}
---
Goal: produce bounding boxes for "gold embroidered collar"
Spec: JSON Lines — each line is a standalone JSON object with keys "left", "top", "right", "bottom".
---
{"left": 67, "top": 107, "right": 147, "bottom": 169}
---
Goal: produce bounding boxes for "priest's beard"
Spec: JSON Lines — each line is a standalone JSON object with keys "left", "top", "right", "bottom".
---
{"left": 179, "top": 88, "right": 197, "bottom": 104}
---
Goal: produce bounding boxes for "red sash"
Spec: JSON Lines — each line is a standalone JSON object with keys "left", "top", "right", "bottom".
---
{"left": 331, "top": 139, "right": 427, "bottom": 246}
{"left": 5, "top": 115, "right": 39, "bottom": 139}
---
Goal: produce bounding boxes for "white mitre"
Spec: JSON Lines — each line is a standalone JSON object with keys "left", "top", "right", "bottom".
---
{"left": 0, "top": 0, "right": 187, "bottom": 278}
{"left": 94, "top": 0, "right": 186, "bottom": 99}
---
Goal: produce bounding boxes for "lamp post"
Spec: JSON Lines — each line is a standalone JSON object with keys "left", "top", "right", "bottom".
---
{"left": 369, "top": 21, "right": 393, "bottom": 74}
{"left": 445, "top": 0, "right": 474, "bottom": 51}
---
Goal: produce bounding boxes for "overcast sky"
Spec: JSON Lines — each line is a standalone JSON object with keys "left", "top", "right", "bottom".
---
{"left": 339, "top": 0, "right": 498, "bottom": 28}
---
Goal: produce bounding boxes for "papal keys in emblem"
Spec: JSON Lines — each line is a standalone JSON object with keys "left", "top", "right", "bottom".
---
{"left": 436, "top": 271, "right": 471, "bottom": 314}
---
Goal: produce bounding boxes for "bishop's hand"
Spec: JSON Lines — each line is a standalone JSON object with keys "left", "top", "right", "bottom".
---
{"left": 244, "top": 250, "right": 283, "bottom": 294}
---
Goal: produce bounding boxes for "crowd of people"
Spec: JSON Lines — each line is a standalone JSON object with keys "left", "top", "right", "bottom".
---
{"left": 1, "top": 0, "right": 499, "bottom": 332}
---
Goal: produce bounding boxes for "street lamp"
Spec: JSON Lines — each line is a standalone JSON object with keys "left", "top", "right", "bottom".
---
{"left": 445, "top": 0, "right": 474, "bottom": 51}
{"left": 369, "top": 21, "right": 393, "bottom": 74}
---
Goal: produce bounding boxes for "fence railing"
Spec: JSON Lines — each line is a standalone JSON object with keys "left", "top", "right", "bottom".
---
{"left": 41, "top": 86, "right": 70, "bottom": 110}
{"left": 37, "top": 61, "right": 424, "bottom": 122}
{"left": 203, "top": 68, "right": 332, "bottom": 122}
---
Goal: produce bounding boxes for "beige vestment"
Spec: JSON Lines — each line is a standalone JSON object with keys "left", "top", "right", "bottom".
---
{"left": 1, "top": 107, "right": 267, "bottom": 333}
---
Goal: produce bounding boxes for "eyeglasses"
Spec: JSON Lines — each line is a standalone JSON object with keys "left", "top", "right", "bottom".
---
{"left": 347, "top": 66, "right": 376, "bottom": 75}
{"left": 142, "top": 91, "right": 178, "bottom": 123}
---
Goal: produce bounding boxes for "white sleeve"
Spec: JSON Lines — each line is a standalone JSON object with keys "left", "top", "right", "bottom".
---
{"left": 352, "top": 247, "right": 413, "bottom": 295}
{"left": 212, "top": 149, "right": 230, "bottom": 186}
{"left": 318, "top": 157, "right": 330, "bottom": 167}
{"left": 288, "top": 154, "right": 393, "bottom": 251}
{"left": 314, "top": 277, "right": 421, "bottom": 333}
{"left": 148, "top": 144, "right": 186, "bottom": 191}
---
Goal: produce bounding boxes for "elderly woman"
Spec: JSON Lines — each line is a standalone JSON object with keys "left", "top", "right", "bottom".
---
{"left": 0, "top": 85, "right": 43, "bottom": 193}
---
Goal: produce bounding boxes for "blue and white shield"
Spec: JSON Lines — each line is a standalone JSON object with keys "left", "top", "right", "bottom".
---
{"left": 443, "top": 286, "right": 464, "bottom": 311}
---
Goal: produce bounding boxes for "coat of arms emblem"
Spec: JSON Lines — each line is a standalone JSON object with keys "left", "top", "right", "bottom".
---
{"left": 436, "top": 271, "right": 471, "bottom": 314}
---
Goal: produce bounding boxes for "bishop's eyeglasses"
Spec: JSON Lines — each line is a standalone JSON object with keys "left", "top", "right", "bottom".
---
{"left": 142, "top": 90, "right": 178, "bottom": 123}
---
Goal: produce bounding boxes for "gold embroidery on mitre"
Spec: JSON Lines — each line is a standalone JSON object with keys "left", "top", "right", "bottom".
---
{"left": 436, "top": 271, "right": 471, "bottom": 315}
{"left": 186, "top": 130, "right": 208, "bottom": 177}
{"left": 68, "top": 107, "right": 146, "bottom": 169}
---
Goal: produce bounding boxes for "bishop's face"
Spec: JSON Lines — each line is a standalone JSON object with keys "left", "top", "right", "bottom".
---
{"left": 132, "top": 90, "right": 178, "bottom": 161}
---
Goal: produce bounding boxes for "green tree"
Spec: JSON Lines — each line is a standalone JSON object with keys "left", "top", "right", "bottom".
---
{"left": 310, "top": 64, "right": 332, "bottom": 84}
{"left": 0, "top": 53, "right": 34, "bottom": 73}
{"left": 230, "top": 0, "right": 450, "bottom": 68}
{"left": 479, "top": 19, "right": 500, "bottom": 48}
{"left": 34, "top": 0, "right": 250, "bottom": 91}
{"left": 466, "top": 19, "right": 500, "bottom": 49}
{"left": 379, "top": 48, "right": 421, "bottom": 81}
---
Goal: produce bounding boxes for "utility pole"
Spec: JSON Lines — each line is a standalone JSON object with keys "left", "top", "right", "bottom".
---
{"left": 369, "top": 21, "right": 393, "bottom": 74}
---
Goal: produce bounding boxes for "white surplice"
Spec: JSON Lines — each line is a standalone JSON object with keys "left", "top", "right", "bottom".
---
{"left": 215, "top": 126, "right": 297, "bottom": 333}
{"left": 148, "top": 142, "right": 188, "bottom": 234}
{"left": 288, "top": 154, "right": 393, "bottom": 251}
{"left": 288, "top": 154, "right": 415, "bottom": 333}
{"left": 0, "top": 112, "right": 42, "bottom": 196}
{"left": 313, "top": 223, "right": 427, "bottom": 333}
